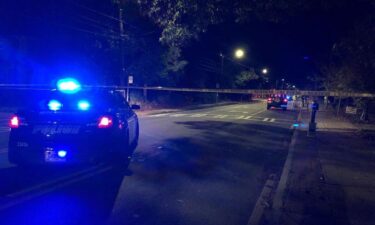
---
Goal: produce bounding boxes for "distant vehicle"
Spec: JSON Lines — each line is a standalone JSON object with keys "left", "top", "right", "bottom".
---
{"left": 8, "top": 78, "right": 140, "bottom": 166}
{"left": 267, "top": 94, "right": 288, "bottom": 111}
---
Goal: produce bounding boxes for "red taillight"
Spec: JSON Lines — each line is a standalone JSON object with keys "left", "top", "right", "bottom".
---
{"left": 98, "top": 116, "right": 113, "bottom": 128}
{"left": 267, "top": 98, "right": 272, "bottom": 102}
{"left": 284, "top": 98, "right": 288, "bottom": 103}
{"left": 9, "top": 115, "right": 20, "bottom": 128}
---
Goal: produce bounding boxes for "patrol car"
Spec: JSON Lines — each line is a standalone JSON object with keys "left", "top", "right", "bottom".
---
{"left": 266, "top": 94, "right": 288, "bottom": 111}
{"left": 8, "top": 78, "right": 140, "bottom": 165}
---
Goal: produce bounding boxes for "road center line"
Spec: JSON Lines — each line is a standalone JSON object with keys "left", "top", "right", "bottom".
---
{"left": 6, "top": 165, "right": 104, "bottom": 198}
{"left": 0, "top": 166, "right": 112, "bottom": 211}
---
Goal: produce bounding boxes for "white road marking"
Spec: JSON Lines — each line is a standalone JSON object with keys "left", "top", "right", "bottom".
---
{"left": 250, "top": 109, "right": 267, "bottom": 117}
{"left": 5, "top": 165, "right": 104, "bottom": 198}
{"left": 190, "top": 114, "right": 207, "bottom": 118}
{"left": 1, "top": 165, "right": 112, "bottom": 211}
{"left": 229, "top": 111, "right": 248, "bottom": 114}
{"left": 270, "top": 118, "right": 276, "bottom": 122}
{"left": 213, "top": 115, "right": 228, "bottom": 119}
{"left": 263, "top": 118, "right": 270, "bottom": 122}
{"left": 170, "top": 114, "right": 188, "bottom": 117}
{"left": 244, "top": 116, "right": 253, "bottom": 120}
{"left": 236, "top": 116, "right": 246, "bottom": 119}
{"left": 148, "top": 113, "right": 169, "bottom": 118}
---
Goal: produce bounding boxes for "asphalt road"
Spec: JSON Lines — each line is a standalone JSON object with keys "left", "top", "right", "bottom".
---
{"left": 0, "top": 101, "right": 298, "bottom": 225}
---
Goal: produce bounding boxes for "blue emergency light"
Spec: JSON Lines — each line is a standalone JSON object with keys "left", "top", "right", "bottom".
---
{"left": 77, "top": 100, "right": 91, "bottom": 111}
{"left": 57, "top": 78, "right": 81, "bottom": 94}
{"left": 57, "top": 150, "right": 67, "bottom": 158}
{"left": 48, "top": 99, "right": 62, "bottom": 111}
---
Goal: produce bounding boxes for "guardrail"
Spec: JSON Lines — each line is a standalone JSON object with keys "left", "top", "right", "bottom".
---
{"left": 0, "top": 84, "right": 374, "bottom": 98}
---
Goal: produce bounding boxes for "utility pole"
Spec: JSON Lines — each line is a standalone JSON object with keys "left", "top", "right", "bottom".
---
{"left": 118, "top": 1, "right": 129, "bottom": 101}
{"left": 216, "top": 53, "right": 224, "bottom": 103}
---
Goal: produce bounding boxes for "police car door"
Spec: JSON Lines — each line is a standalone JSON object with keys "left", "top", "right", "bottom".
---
{"left": 116, "top": 92, "right": 137, "bottom": 145}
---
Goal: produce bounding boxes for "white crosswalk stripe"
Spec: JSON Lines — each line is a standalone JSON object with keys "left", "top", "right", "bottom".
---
{"left": 170, "top": 114, "right": 188, "bottom": 117}
{"left": 213, "top": 115, "right": 228, "bottom": 119}
{"left": 190, "top": 114, "right": 207, "bottom": 118}
{"left": 229, "top": 111, "right": 248, "bottom": 114}
{"left": 146, "top": 112, "right": 278, "bottom": 124}
{"left": 148, "top": 113, "right": 170, "bottom": 118}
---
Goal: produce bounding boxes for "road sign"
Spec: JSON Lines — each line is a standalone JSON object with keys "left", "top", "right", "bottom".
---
{"left": 345, "top": 106, "right": 357, "bottom": 114}
{"left": 128, "top": 76, "right": 133, "bottom": 84}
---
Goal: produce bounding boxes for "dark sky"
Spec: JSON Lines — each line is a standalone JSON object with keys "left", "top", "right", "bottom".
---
{"left": 0, "top": 0, "right": 371, "bottom": 87}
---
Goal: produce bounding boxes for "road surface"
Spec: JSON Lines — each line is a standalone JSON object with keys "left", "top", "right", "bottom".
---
{"left": 0, "top": 101, "right": 298, "bottom": 225}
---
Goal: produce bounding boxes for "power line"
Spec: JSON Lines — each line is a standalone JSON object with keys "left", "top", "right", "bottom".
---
{"left": 77, "top": 14, "right": 119, "bottom": 31}
{"left": 223, "top": 55, "right": 252, "bottom": 70}
{"left": 68, "top": 1, "right": 138, "bottom": 29}
{"left": 59, "top": 24, "right": 126, "bottom": 41}
{"left": 70, "top": 1, "right": 121, "bottom": 22}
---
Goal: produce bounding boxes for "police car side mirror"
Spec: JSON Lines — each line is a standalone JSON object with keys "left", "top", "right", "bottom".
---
{"left": 131, "top": 104, "right": 141, "bottom": 110}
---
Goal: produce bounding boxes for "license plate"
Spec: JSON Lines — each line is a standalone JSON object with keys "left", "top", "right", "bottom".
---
{"left": 44, "top": 148, "right": 66, "bottom": 162}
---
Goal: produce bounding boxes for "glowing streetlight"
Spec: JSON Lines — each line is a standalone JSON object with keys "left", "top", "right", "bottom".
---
{"left": 234, "top": 48, "right": 245, "bottom": 59}
{"left": 262, "top": 68, "right": 268, "bottom": 74}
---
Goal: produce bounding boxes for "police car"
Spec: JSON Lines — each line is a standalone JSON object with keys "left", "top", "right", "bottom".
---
{"left": 266, "top": 94, "right": 288, "bottom": 111}
{"left": 8, "top": 78, "right": 140, "bottom": 165}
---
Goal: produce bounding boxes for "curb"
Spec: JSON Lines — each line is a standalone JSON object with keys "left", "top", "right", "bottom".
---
{"left": 269, "top": 109, "right": 302, "bottom": 224}
{"left": 247, "top": 109, "right": 302, "bottom": 225}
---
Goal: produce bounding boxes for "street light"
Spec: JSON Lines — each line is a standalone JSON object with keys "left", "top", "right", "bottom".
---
{"left": 234, "top": 48, "right": 245, "bottom": 59}
{"left": 262, "top": 68, "right": 268, "bottom": 74}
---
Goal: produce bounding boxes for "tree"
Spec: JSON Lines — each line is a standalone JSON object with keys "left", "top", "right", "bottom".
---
{"left": 235, "top": 69, "right": 260, "bottom": 88}
{"left": 322, "top": 14, "right": 375, "bottom": 93}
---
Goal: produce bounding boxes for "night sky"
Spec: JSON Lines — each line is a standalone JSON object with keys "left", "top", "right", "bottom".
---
{"left": 0, "top": 0, "right": 370, "bottom": 88}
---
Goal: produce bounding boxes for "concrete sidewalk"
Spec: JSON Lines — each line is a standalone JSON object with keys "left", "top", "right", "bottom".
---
{"left": 266, "top": 110, "right": 375, "bottom": 225}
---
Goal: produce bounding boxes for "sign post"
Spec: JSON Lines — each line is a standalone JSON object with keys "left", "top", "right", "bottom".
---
{"left": 308, "top": 101, "right": 319, "bottom": 136}
{"left": 127, "top": 75, "right": 133, "bottom": 102}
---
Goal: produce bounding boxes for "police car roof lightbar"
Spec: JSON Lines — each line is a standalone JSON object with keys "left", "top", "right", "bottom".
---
{"left": 57, "top": 78, "right": 81, "bottom": 94}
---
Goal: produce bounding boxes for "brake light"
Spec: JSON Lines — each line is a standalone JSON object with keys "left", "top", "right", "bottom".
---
{"left": 284, "top": 98, "right": 288, "bottom": 103}
{"left": 98, "top": 116, "right": 113, "bottom": 128}
{"left": 9, "top": 115, "right": 20, "bottom": 128}
{"left": 267, "top": 98, "right": 272, "bottom": 102}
